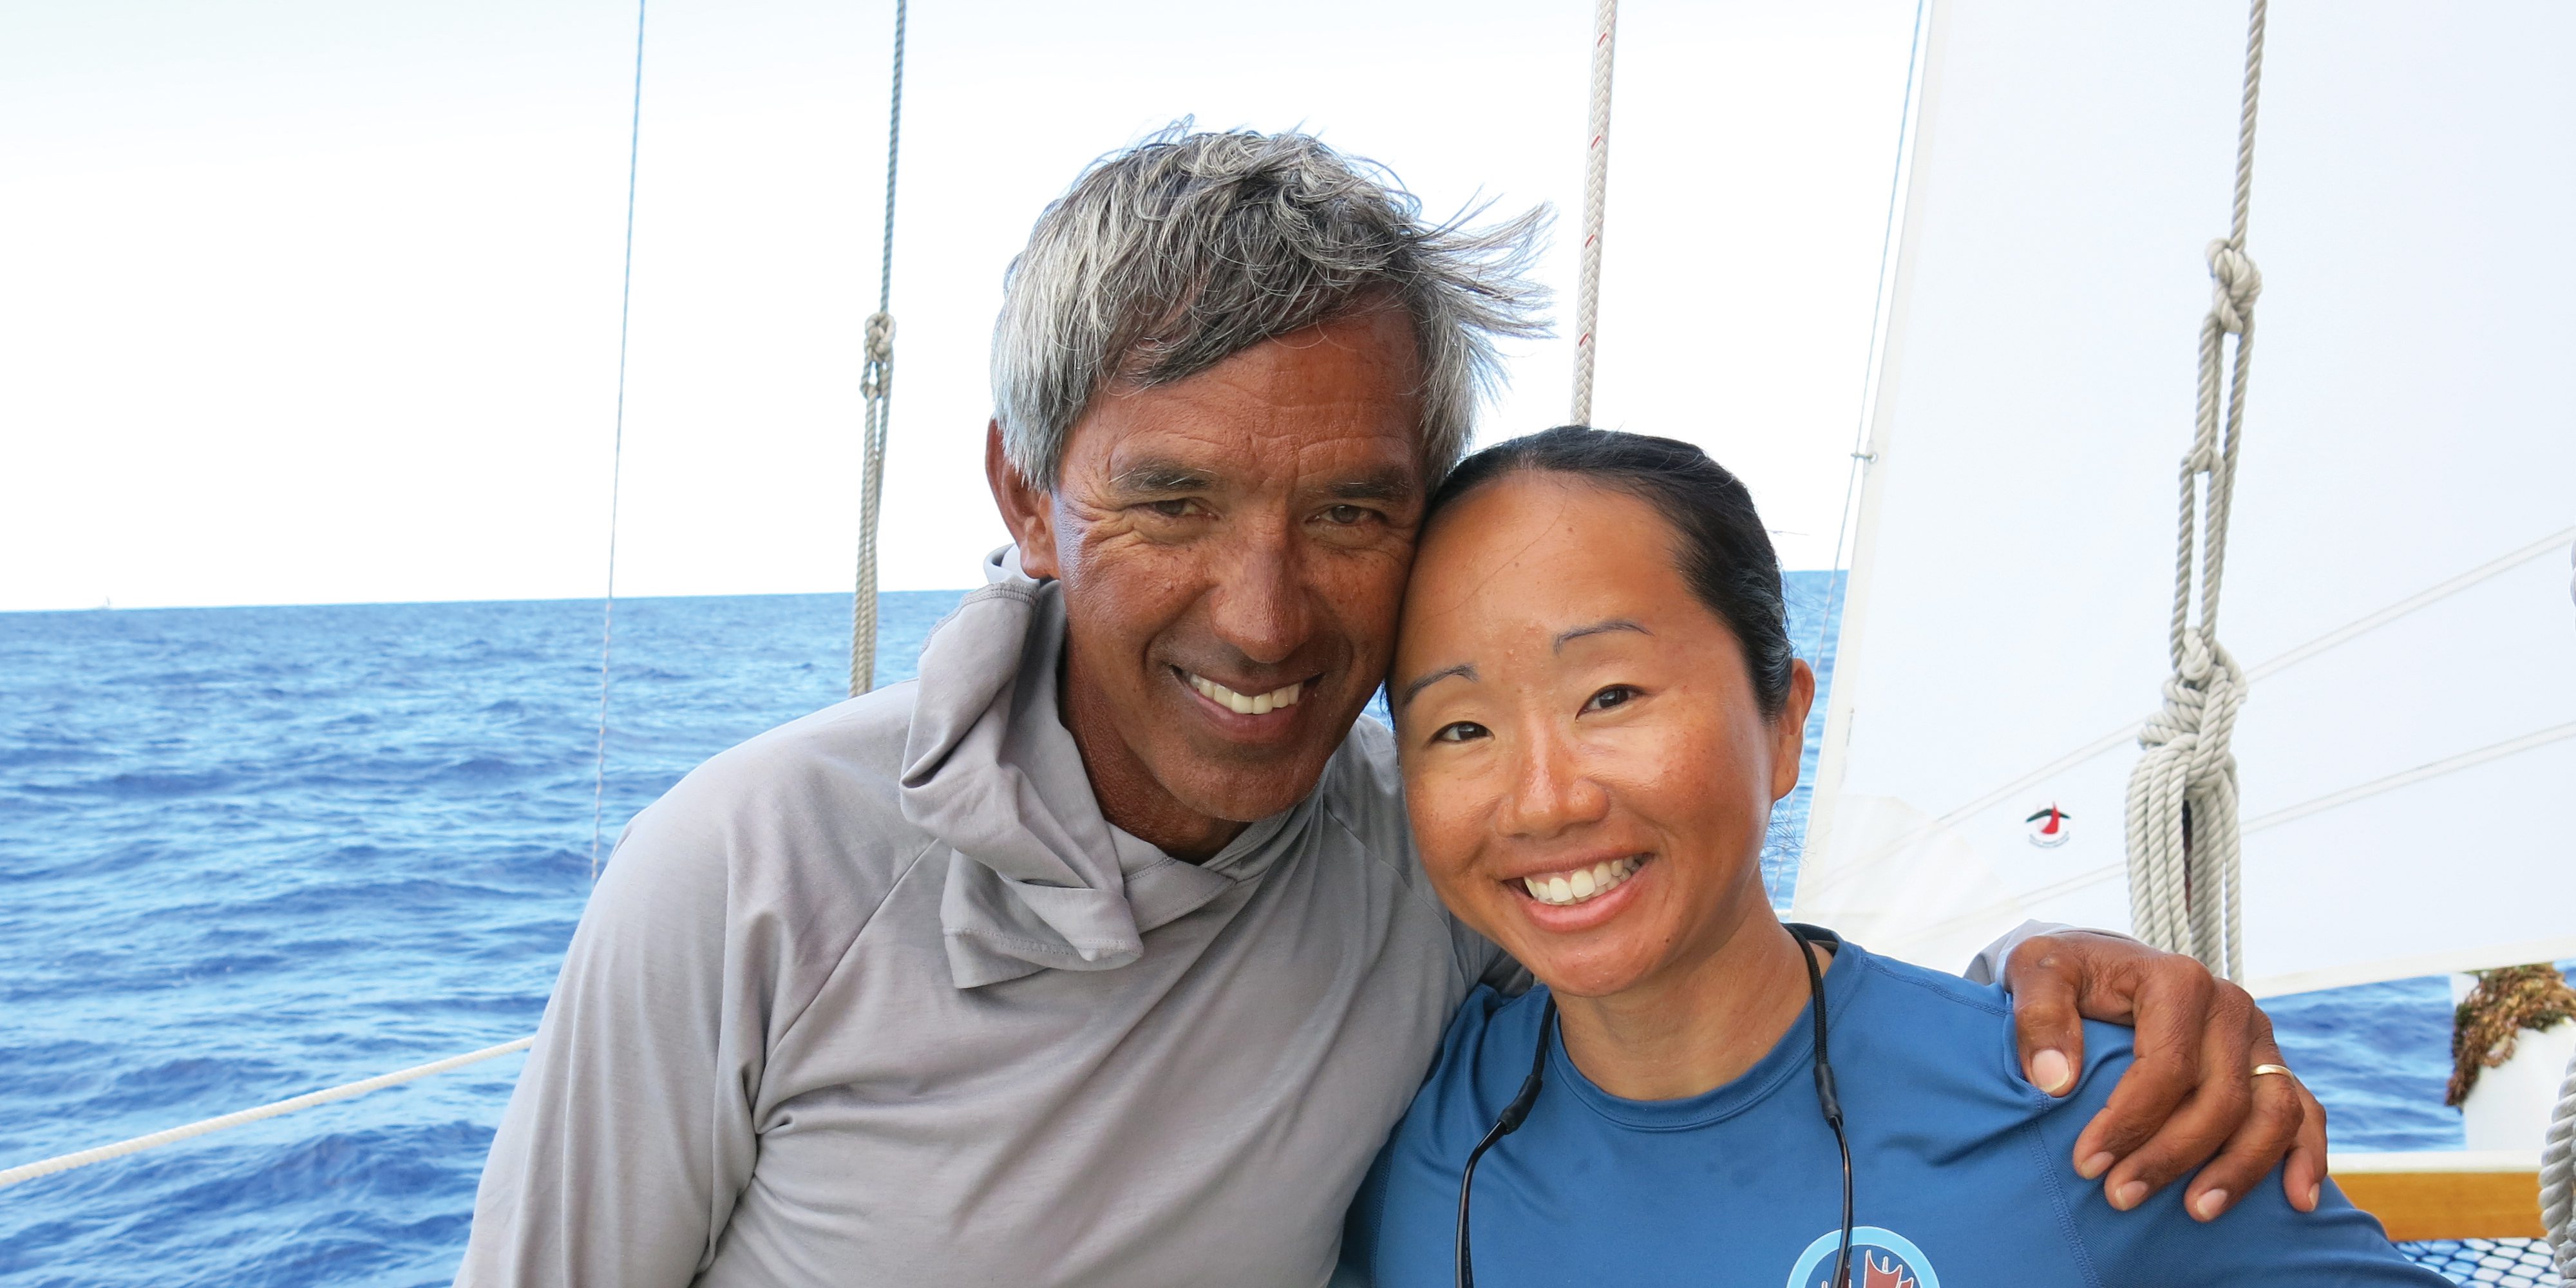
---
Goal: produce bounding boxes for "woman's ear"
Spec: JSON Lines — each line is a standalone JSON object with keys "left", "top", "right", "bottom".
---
{"left": 1770, "top": 659, "right": 1817, "bottom": 802}
{"left": 985, "top": 421, "right": 1061, "bottom": 579}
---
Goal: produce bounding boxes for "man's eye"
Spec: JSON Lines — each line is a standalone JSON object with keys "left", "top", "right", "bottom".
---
{"left": 1320, "top": 504, "right": 1375, "bottom": 526}
{"left": 1584, "top": 685, "right": 1640, "bottom": 713}
{"left": 1146, "top": 498, "right": 1202, "bottom": 518}
{"left": 1433, "top": 721, "right": 1489, "bottom": 744}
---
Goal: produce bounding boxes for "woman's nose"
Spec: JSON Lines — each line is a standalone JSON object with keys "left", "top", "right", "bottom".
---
{"left": 1495, "top": 726, "right": 1611, "bottom": 840}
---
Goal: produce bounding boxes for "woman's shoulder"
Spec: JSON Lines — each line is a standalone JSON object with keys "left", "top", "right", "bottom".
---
{"left": 1830, "top": 940, "right": 2144, "bottom": 1115}
{"left": 1428, "top": 984, "right": 1551, "bottom": 1094}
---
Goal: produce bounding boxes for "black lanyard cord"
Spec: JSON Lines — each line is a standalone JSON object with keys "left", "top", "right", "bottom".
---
{"left": 1452, "top": 927, "right": 1856, "bottom": 1288}
{"left": 1789, "top": 923, "right": 1857, "bottom": 1288}
{"left": 1454, "top": 995, "right": 1556, "bottom": 1288}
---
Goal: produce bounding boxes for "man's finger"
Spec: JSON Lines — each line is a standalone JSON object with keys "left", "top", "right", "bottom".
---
{"left": 2070, "top": 959, "right": 2219, "bottom": 1178}
{"left": 2094, "top": 981, "right": 2257, "bottom": 1208}
{"left": 2005, "top": 938, "right": 2087, "bottom": 1096}
{"left": 2179, "top": 1054, "right": 2306, "bottom": 1220}
{"left": 2280, "top": 1053, "right": 2329, "bottom": 1213}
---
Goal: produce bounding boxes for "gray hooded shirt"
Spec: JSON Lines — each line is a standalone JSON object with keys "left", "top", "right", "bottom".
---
{"left": 457, "top": 554, "right": 1513, "bottom": 1287}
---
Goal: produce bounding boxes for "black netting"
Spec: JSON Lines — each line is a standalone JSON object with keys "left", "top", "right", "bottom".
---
{"left": 2399, "top": 1238, "right": 2564, "bottom": 1286}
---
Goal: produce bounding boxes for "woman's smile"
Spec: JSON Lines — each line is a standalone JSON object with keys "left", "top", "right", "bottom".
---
{"left": 1506, "top": 852, "right": 1656, "bottom": 933}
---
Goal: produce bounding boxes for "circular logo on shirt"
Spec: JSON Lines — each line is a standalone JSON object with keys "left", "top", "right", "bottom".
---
{"left": 1785, "top": 1226, "right": 1941, "bottom": 1288}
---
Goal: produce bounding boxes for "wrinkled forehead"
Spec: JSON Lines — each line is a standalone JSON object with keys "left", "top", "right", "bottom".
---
{"left": 1061, "top": 311, "right": 1435, "bottom": 497}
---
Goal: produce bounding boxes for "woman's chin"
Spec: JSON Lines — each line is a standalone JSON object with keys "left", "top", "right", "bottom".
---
{"left": 1497, "top": 858, "right": 1666, "bottom": 996}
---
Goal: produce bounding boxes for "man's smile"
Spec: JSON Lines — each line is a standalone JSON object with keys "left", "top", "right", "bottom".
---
{"left": 1181, "top": 670, "right": 1309, "bottom": 715}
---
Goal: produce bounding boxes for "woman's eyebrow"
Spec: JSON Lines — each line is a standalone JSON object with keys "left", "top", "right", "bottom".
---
{"left": 1554, "top": 619, "right": 1650, "bottom": 651}
{"left": 1397, "top": 663, "right": 1477, "bottom": 709}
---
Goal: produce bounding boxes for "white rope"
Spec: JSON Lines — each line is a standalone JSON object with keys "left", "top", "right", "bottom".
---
{"left": 590, "top": 0, "right": 651, "bottom": 880}
{"left": 2559, "top": 549, "right": 2576, "bottom": 1284}
{"left": 2125, "top": 0, "right": 2266, "bottom": 981}
{"left": 0, "top": 1036, "right": 536, "bottom": 1191}
{"left": 2549, "top": 1025, "right": 2576, "bottom": 1281}
{"left": 849, "top": 0, "right": 907, "bottom": 697}
{"left": 1567, "top": 0, "right": 1617, "bottom": 425}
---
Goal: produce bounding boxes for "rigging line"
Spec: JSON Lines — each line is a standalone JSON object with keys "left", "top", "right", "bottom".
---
{"left": 0, "top": 1036, "right": 536, "bottom": 1191}
{"left": 849, "top": 0, "right": 907, "bottom": 697}
{"left": 1804, "top": 522, "right": 2570, "bottom": 902}
{"left": 1877, "top": 717, "right": 2576, "bottom": 956}
{"left": 1566, "top": 0, "right": 1616, "bottom": 424}
{"left": 2125, "top": 0, "right": 2268, "bottom": 980}
{"left": 1811, "top": 0, "right": 1934, "bottom": 672}
{"left": 2246, "top": 522, "right": 2576, "bottom": 683}
{"left": 591, "top": 0, "right": 651, "bottom": 881}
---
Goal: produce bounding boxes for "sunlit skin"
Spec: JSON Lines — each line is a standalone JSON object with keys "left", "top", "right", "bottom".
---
{"left": 1394, "top": 471, "right": 1822, "bottom": 1099}
{"left": 987, "top": 305, "right": 1426, "bottom": 859}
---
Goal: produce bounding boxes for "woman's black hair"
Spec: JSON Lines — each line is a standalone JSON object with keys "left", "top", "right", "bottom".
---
{"left": 1426, "top": 425, "right": 1797, "bottom": 717}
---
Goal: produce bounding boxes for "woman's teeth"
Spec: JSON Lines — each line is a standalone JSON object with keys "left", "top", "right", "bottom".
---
{"left": 1522, "top": 857, "right": 1642, "bottom": 907}
{"left": 1188, "top": 674, "right": 1303, "bottom": 715}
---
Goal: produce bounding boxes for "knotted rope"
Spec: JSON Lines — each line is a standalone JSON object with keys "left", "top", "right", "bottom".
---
{"left": 2544, "top": 1038, "right": 2575, "bottom": 1282}
{"left": 2125, "top": 0, "right": 2266, "bottom": 981}
{"left": 1567, "top": 0, "right": 1617, "bottom": 424}
{"left": 849, "top": 0, "right": 907, "bottom": 697}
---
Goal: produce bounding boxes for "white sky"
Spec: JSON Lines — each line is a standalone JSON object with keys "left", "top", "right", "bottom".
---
{"left": 0, "top": 0, "right": 1919, "bottom": 611}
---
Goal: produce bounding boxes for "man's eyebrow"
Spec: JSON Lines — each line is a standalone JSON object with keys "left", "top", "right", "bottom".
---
{"left": 1323, "top": 469, "right": 1419, "bottom": 504}
{"left": 1108, "top": 460, "right": 1216, "bottom": 493}
{"left": 1396, "top": 663, "right": 1476, "bottom": 709}
{"left": 1554, "top": 619, "right": 1650, "bottom": 651}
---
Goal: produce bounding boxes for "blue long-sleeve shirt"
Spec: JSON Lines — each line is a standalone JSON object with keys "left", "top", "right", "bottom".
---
{"left": 1343, "top": 935, "right": 2444, "bottom": 1287}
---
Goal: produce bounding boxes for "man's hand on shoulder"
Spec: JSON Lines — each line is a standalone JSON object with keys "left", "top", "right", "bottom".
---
{"left": 2002, "top": 930, "right": 2327, "bottom": 1224}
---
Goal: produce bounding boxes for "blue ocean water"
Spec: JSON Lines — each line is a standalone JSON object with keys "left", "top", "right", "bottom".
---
{"left": 0, "top": 583, "right": 2476, "bottom": 1285}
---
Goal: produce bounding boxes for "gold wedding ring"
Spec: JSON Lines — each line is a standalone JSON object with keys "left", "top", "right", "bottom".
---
{"left": 2251, "top": 1063, "right": 2295, "bottom": 1079}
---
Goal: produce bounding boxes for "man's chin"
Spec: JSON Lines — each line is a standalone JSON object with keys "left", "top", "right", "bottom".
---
{"left": 1153, "top": 735, "right": 1347, "bottom": 825}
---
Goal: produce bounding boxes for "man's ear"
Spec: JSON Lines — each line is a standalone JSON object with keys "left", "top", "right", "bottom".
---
{"left": 985, "top": 421, "right": 1061, "bottom": 579}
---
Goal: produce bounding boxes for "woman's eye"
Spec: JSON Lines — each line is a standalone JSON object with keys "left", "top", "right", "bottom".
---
{"left": 1584, "top": 685, "right": 1640, "bottom": 713}
{"left": 1432, "top": 721, "right": 1489, "bottom": 744}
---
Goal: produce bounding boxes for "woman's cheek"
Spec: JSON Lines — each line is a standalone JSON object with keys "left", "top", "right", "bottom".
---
{"left": 1410, "top": 763, "right": 1485, "bottom": 885}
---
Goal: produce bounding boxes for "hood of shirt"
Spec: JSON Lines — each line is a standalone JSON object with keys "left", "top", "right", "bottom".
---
{"left": 899, "top": 548, "right": 1309, "bottom": 989}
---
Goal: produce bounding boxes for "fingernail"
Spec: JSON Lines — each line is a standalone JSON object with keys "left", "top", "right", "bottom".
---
{"left": 2304, "top": 1182, "right": 2321, "bottom": 1211}
{"left": 2078, "top": 1151, "right": 2116, "bottom": 1180}
{"left": 2030, "top": 1048, "right": 2074, "bottom": 1095}
{"left": 2193, "top": 1189, "right": 2229, "bottom": 1220}
{"left": 2111, "top": 1180, "right": 2148, "bottom": 1210}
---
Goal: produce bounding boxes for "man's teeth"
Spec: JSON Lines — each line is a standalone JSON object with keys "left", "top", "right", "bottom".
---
{"left": 1188, "top": 674, "right": 1304, "bottom": 715}
{"left": 1522, "top": 857, "right": 1642, "bottom": 907}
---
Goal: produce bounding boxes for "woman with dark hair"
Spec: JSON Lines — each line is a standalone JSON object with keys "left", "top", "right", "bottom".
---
{"left": 1339, "top": 427, "right": 2439, "bottom": 1286}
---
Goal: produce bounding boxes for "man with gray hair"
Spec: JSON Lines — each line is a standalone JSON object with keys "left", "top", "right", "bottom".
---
{"left": 457, "top": 128, "right": 2322, "bottom": 1287}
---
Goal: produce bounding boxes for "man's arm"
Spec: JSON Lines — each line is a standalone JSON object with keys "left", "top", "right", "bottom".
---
{"left": 455, "top": 804, "right": 757, "bottom": 1287}
{"left": 1985, "top": 924, "right": 2329, "bottom": 1224}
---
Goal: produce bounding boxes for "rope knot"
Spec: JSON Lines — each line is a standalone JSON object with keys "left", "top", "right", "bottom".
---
{"left": 861, "top": 311, "right": 896, "bottom": 400}
{"left": 2205, "top": 240, "right": 2262, "bottom": 335}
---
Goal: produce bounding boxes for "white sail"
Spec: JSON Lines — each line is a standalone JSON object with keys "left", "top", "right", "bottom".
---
{"left": 1794, "top": 0, "right": 2576, "bottom": 998}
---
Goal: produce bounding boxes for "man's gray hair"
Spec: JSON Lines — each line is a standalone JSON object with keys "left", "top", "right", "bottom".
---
{"left": 991, "top": 126, "right": 1551, "bottom": 486}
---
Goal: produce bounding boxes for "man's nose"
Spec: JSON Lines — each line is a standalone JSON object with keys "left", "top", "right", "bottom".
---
{"left": 1496, "top": 724, "right": 1611, "bottom": 840}
{"left": 1205, "top": 526, "right": 1314, "bottom": 666}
